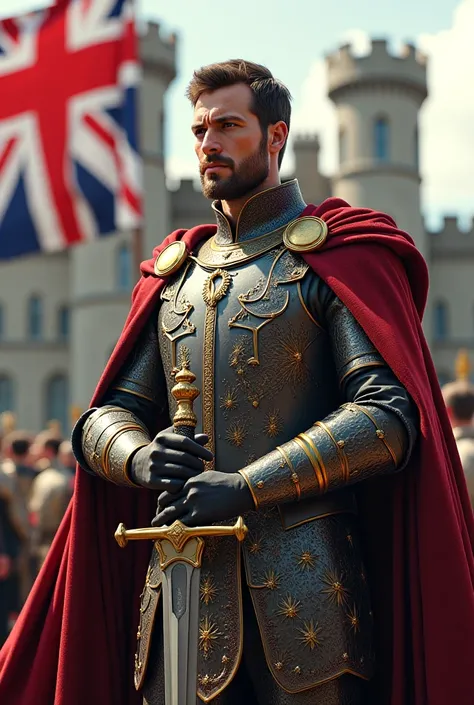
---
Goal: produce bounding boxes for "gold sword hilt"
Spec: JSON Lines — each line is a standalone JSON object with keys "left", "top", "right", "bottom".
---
{"left": 115, "top": 516, "right": 248, "bottom": 549}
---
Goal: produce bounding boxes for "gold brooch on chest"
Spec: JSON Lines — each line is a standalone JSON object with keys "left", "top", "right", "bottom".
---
{"left": 283, "top": 217, "right": 328, "bottom": 253}
{"left": 154, "top": 241, "right": 189, "bottom": 277}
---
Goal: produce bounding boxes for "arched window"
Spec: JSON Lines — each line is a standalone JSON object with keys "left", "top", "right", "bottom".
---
{"left": 28, "top": 295, "right": 43, "bottom": 340}
{"left": 434, "top": 301, "right": 449, "bottom": 341}
{"left": 58, "top": 305, "right": 70, "bottom": 341}
{"left": 116, "top": 243, "right": 132, "bottom": 291}
{"left": 45, "top": 374, "right": 69, "bottom": 434}
{"left": 339, "top": 128, "right": 347, "bottom": 165}
{"left": 0, "top": 304, "right": 4, "bottom": 340}
{"left": 0, "top": 375, "right": 14, "bottom": 413}
{"left": 374, "top": 117, "right": 390, "bottom": 162}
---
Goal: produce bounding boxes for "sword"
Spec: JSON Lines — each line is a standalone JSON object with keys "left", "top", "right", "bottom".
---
{"left": 115, "top": 363, "right": 248, "bottom": 705}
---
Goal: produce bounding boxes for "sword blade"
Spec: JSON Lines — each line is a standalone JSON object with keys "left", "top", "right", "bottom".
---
{"left": 161, "top": 559, "right": 201, "bottom": 705}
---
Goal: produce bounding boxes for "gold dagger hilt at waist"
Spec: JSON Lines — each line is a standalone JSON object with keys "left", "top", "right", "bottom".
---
{"left": 115, "top": 516, "right": 248, "bottom": 549}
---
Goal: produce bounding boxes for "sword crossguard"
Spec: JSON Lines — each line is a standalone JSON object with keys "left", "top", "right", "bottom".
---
{"left": 114, "top": 516, "right": 248, "bottom": 550}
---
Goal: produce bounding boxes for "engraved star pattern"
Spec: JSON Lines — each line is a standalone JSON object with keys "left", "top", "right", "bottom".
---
{"left": 199, "top": 616, "right": 221, "bottom": 655}
{"left": 225, "top": 422, "right": 247, "bottom": 447}
{"left": 297, "top": 551, "right": 317, "bottom": 570}
{"left": 220, "top": 388, "right": 238, "bottom": 411}
{"left": 277, "top": 594, "right": 301, "bottom": 619}
{"left": 263, "top": 569, "right": 281, "bottom": 590}
{"left": 264, "top": 410, "right": 283, "bottom": 438}
{"left": 321, "top": 570, "right": 350, "bottom": 607}
{"left": 298, "top": 619, "right": 322, "bottom": 650}
{"left": 346, "top": 605, "right": 360, "bottom": 634}
{"left": 200, "top": 576, "right": 218, "bottom": 605}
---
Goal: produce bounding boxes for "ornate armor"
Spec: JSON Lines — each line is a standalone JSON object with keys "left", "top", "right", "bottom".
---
{"left": 74, "top": 180, "right": 417, "bottom": 704}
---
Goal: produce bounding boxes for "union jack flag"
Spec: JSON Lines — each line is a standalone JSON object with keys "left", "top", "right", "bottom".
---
{"left": 0, "top": 0, "right": 142, "bottom": 260}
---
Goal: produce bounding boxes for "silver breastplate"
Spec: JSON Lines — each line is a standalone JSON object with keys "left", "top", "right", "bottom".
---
{"left": 157, "top": 242, "right": 341, "bottom": 471}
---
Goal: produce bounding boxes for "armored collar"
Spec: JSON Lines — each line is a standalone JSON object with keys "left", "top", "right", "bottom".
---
{"left": 212, "top": 179, "right": 306, "bottom": 245}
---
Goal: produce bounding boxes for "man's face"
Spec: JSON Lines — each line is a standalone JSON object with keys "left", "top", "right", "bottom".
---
{"left": 192, "top": 83, "right": 269, "bottom": 201}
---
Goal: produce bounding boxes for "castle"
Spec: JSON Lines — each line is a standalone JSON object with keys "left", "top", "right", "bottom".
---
{"left": 0, "top": 23, "right": 472, "bottom": 434}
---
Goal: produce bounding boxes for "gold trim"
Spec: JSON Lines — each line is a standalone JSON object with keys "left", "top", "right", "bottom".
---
{"left": 112, "top": 385, "right": 156, "bottom": 403}
{"left": 297, "top": 281, "right": 323, "bottom": 330}
{"left": 298, "top": 434, "right": 329, "bottom": 492}
{"left": 339, "top": 360, "right": 385, "bottom": 385}
{"left": 123, "top": 443, "right": 148, "bottom": 488}
{"left": 238, "top": 469, "right": 260, "bottom": 509}
{"left": 276, "top": 446, "right": 301, "bottom": 501}
{"left": 197, "top": 546, "right": 244, "bottom": 702}
{"left": 293, "top": 436, "right": 324, "bottom": 493}
{"left": 193, "top": 229, "right": 285, "bottom": 269}
{"left": 315, "top": 421, "right": 350, "bottom": 484}
{"left": 342, "top": 403, "right": 397, "bottom": 466}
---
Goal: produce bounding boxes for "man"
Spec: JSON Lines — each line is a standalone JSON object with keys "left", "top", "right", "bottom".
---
{"left": 442, "top": 374, "right": 474, "bottom": 509}
{"left": 0, "top": 61, "right": 473, "bottom": 705}
{"left": 0, "top": 462, "right": 27, "bottom": 645}
{"left": 29, "top": 436, "right": 73, "bottom": 571}
{"left": 1, "top": 432, "right": 36, "bottom": 608}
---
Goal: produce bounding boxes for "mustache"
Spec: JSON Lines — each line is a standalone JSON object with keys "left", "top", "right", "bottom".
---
{"left": 200, "top": 156, "right": 234, "bottom": 174}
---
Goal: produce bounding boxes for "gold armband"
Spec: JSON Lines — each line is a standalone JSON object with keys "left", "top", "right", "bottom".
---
{"left": 82, "top": 406, "right": 150, "bottom": 487}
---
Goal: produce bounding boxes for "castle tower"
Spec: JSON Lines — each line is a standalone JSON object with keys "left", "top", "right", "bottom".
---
{"left": 292, "top": 134, "right": 331, "bottom": 205}
{"left": 326, "top": 40, "right": 428, "bottom": 258}
{"left": 70, "top": 23, "right": 177, "bottom": 412}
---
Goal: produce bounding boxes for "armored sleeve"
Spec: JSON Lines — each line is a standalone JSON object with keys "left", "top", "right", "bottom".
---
{"left": 72, "top": 313, "right": 169, "bottom": 487}
{"left": 239, "top": 275, "right": 419, "bottom": 509}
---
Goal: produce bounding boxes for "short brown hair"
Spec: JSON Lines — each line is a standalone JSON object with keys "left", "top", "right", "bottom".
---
{"left": 186, "top": 59, "right": 292, "bottom": 168}
{"left": 442, "top": 380, "right": 474, "bottom": 421}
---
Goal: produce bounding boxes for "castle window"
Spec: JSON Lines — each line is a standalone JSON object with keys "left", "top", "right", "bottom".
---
{"left": 434, "top": 301, "right": 449, "bottom": 341}
{"left": 339, "top": 128, "right": 347, "bottom": 165}
{"left": 28, "top": 295, "right": 43, "bottom": 340}
{"left": 374, "top": 117, "right": 390, "bottom": 162}
{"left": 45, "top": 374, "right": 69, "bottom": 434}
{"left": 117, "top": 243, "right": 132, "bottom": 291}
{"left": 0, "top": 375, "right": 14, "bottom": 413}
{"left": 58, "top": 305, "right": 70, "bottom": 341}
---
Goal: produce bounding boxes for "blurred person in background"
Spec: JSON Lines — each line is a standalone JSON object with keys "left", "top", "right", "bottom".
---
{"left": 442, "top": 351, "right": 474, "bottom": 510}
{"left": 28, "top": 431, "right": 73, "bottom": 571}
{"left": 1, "top": 432, "right": 36, "bottom": 613}
{"left": 0, "top": 462, "right": 28, "bottom": 645}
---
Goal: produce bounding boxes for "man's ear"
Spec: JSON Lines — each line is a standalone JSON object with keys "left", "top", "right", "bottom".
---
{"left": 268, "top": 120, "right": 288, "bottom": 157}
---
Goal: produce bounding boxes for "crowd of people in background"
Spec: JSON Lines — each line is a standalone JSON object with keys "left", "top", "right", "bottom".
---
{"left": 0, "top": 415, "right": 76, "bottom": 646}
{"left": 0, "top": 359, "right": 473, "bottom": 648}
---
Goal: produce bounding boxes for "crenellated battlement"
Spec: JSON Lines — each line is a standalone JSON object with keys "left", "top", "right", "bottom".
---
{"left": 293, "top": 133, "right": 321, "bottom": 150}
{"left": 139, "top": 21, "right": 177, "bottom": 84}
{"left": 428, "top": 216, "right": 474, "bottom": 256}
{"left": 327, "top": 38, "right": 427, "bottom": 102}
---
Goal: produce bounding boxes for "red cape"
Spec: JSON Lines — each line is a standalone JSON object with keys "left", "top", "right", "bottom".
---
{"left": 1, "top": 199, "right": 473, "bottom": 705}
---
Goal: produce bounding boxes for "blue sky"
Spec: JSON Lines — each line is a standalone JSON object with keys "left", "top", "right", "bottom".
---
{"left": 1, "top": 0, "right": 473, "bottom": 228}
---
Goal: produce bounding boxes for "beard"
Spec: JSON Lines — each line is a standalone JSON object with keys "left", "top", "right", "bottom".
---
{"left": 200, "top": 135, "right": 269, "bottom": 201}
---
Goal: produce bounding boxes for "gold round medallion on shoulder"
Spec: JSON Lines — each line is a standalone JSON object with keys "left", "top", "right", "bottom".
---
{"left": 154, "top": 241, "right": 188, "bottom": 277}
{"left": 283, "top": 216, "right": 328, "bottom": 253}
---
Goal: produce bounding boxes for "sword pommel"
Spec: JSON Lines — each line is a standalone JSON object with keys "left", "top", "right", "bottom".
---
{"left": 171, "top": 361, "right": 199, "bottom": 438}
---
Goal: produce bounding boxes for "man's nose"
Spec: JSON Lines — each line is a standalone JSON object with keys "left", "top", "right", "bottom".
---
{"left": 201, "top": 128, "right": 222, "bottom": 156}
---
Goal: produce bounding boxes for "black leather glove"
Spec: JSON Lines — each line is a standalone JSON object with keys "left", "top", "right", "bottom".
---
{"left": 130, "top": 426, "right": 213, "bottom": 492}
{"left": 152, "top": 471, "right": 254, "bottom": 527}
